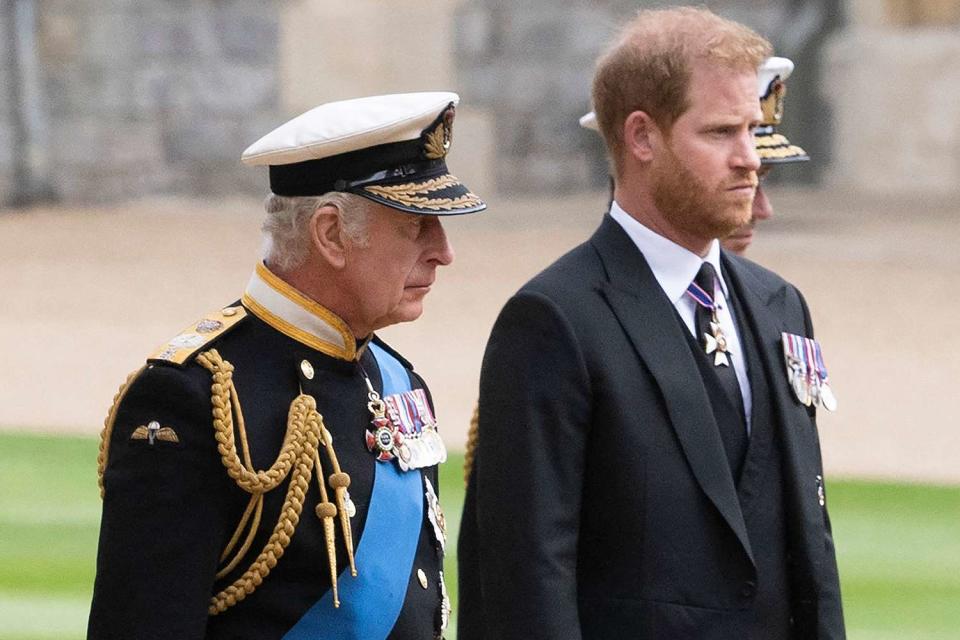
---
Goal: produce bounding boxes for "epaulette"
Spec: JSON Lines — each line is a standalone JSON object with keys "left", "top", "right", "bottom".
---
{"left": 147, "top": 305, "right": 248, "bottom": 367}
{"left": 369, "top": 334, "right": 413, "bottom": 370}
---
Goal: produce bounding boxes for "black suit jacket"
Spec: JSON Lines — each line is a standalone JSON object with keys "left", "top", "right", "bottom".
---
{"left": 458, "top": 215, "right": 844, "bottom": 639}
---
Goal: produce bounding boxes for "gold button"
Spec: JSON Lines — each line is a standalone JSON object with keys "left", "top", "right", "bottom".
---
{"left": 222, "top": 307, "right": 238, "bottom": 317}
{"left": 417, "top": 568, "right": 428, "bottom": 589}
{"left": 300, "top": 359, "right": 315, "bottom": 380}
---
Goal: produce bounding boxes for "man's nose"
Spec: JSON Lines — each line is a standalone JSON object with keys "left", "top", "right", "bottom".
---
{"left": 425, "top": 218, "right": 455, "bottom": 266}
{"left": 733, "top": 130, "right": 761, "bottom": 173}
{"left": 753, "top": 184, "right": 773, "bottom": 221}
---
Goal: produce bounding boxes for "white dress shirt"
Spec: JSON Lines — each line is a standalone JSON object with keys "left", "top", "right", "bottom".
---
{"left": 609, "top": 202, "right": 753, "bottom": 432}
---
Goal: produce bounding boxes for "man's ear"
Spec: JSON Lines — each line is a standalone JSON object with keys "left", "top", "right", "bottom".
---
{"left": 623, "top": 110, "right": 658, "bottom": 163}
{"left": 311, "top": 204, "right": 347, "bottom": 269}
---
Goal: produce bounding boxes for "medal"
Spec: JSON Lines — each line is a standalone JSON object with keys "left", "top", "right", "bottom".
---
{"left": 782, "top": 333, "right": 838, "bottom": 411}
{"left": 363, "top": 377, "right": 404, "bottom": 462}
{"left": 791, "top": 371, "right": 810, "bottom": 406}
{"left": 439, "top": 571, "right": 451, "bottom": 631}
{"left": 424, "top": 477, "right": 447, "bottom": 551}
{"left": 783, "top": 334, "right": 811, "bottom": 405}
{"left": 812, "top": 340, "right": 838, "bottom": 412}
{"left": 685, "top": 277, "right": 732, "bottom": 367}
{"left": 818, "top": 382, "right": 838, "bottom": 412}
{"left": 704, "top": 321, "right": 731, "bottom": 367}
{"left": 343, "top": 489, "right": 357, "bottom": 518}
{"left": 381, "top": 388, "right": 447, "bottom": 470}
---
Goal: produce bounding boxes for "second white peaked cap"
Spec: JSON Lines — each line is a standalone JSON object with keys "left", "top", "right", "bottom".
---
{"left": 757, "top": 56, "right": 793, "bottom": 107}
{"left": 579, "top": 56, "right": 808, "bottom": 164}
{"left": 242, "top": 92, "right": 485, "bottom": 215}
{"left": 754, "top": 56, "right": 808, "bottom": 163}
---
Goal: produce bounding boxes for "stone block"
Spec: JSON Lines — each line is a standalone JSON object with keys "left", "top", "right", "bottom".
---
{"left": 495, "top": 150, "right": 592, "bottom": 194}
{"left": 45, "top": 66, "right": 142, "bottom": 119}
{"left": 451, "top": 63, "right": 502, "bottom": 108}
{"left": 825, "top": 28, "right": 960, "bottom": 195}
{"left": 278, "top": 0, "right": 455, "bottom": 112}
{"left": 37, "top": 4, "right": 82, "bottom": 66}
{"left": 78, "top": 8, "right": 141, "bottom": 66}
{"left": 0, "top": 122, "right": 12, "bottom": 172}
{"left": 886, "top": 0, "right": 960, "bottom": 26}
{"left": 140, "top": 13, "right": 203, "bottom": 59}
{"left": 445, "top": 106, "right": 495, "bottom": 198}
{"left": 498, "top": 9, "right": 574, "bottom": 61}
{"left": 453, "top": 3, "right": 494, "bottom": 59}
{"left": 161, "top": 116, "right": 245, "bottom": 165}
{"left": 191, "top": 64, "right": 277, "bottom": 115}
{"left": 563, "top": 7, "right": 619, "bottom": 61}
{"left": 53, "top": 117, "right": 163, "bottom": 168}
{"left": 130, "top": 65, "right": 194, "bottom": 115}
{"left": 50, "top": 160, "right": 171, "bottom": 204}
{"left": 213, "top": 3, "right": 278, "bottom": 64}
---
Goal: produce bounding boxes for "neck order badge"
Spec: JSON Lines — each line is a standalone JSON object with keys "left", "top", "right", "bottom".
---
{"left": 284, "top": 343, "right": 424, "bottom": 640}
{"left": 685, "top": 264, "right": 732, "bottom": 367}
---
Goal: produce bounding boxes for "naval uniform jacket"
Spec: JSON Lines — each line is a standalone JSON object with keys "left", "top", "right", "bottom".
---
{"left": 89, "top": 264, "right": 447, "bottom": 639}
{"left": 458, "top": 215, "right": 844, "bottom": 639}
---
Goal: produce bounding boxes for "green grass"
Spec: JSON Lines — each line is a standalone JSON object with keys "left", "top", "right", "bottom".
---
{"left": 827, "top": 480, "right": 960, "bottom": 639}
{"left": 0, "top": 433, "right": 100, "bottom": 639}
{"left": 0, "top": 432, "right": 957, "bottom": 639}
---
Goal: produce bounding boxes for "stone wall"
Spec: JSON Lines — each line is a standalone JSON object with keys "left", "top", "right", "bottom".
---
{"left": 3, "top": 0, "right": 281, "bottom": 206}
{"left": 824, "top": 0, "right": 960, "bottom": 196}
{"left": 454, "top": 0, "right": 844, "bottom": 194}
{"left": 0, "top": 5, "right": 17, "bottom": 202}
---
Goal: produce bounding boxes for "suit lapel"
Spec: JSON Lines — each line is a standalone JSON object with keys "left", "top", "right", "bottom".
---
{"left": 721, "top": 254, "right": 826, "bottom": 573}
{"left": 591, "top": 217, "right": 754, "bottom": 567}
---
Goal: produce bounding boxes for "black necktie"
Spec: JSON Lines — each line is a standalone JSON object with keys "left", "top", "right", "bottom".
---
{"left": 692, "top": 262, "right": 748, "bottom": 474}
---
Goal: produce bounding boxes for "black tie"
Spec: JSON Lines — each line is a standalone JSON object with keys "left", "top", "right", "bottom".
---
{"left": 693, "top": 262, "right": 748, "bottom": 474}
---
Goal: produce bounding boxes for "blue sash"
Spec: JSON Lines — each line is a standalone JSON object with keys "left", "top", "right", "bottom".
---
{"left": 284, "top": 343, "right": 424, "bottom": 639}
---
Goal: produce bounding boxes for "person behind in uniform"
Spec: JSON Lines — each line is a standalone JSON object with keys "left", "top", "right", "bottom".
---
{"left": 458, "top": 8, "right": 844, "bottom": 640}
{"left": 720, "top": 56, "right": 809, "bottom": 254}
{"left": 578, "top": 55, "right": 810, "bottom": 255}
{"left": 88, "top": 92, "right": 484, "bottom": 640}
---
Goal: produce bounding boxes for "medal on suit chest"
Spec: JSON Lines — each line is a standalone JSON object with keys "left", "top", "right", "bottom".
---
{"left": 781, "top": 332, "right": 837, "bottom": 411}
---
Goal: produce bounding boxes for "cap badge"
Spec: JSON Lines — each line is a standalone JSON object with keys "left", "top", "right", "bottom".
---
{"left": 423, "top": 105, "right": 455, "bottom": 160}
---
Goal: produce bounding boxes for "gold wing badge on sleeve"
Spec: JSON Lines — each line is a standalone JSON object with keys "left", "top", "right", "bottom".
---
{"left": 130, "top": 421, "right": 180, "bottom": 445}
{"left": 98, "top": 306, "right": 249, "bottom": 499}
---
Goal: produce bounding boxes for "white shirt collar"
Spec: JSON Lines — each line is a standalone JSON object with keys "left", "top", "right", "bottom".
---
{"left": 609, "top": 201, "right": 728, "bottom": 302}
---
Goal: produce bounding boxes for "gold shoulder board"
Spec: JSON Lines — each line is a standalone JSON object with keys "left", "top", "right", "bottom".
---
{"left": 147, "top": 306, "right": 248, "bottom": 366}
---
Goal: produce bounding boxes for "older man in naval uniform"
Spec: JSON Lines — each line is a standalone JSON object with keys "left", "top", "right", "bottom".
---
{"left": 89, "top": 92, "right": 483, "bottom": 639}
{"left": 458, "top": 8, "right": 844, "bottom": 640}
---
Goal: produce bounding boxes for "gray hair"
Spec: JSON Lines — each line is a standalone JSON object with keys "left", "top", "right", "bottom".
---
{"left": 261, "top": 192, "right": 372, "bottom": 271}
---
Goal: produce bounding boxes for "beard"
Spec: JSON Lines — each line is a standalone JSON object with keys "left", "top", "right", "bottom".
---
{"left": 651, "top": 145, "right": 754, "bottom": 242}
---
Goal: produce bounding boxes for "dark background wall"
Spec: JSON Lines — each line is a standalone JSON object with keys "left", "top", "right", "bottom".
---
{"left": 453, "top": 0, "right": 844, "bottom": 194}
{"left": 1, "top": 0, "right": 281, "bottom": 206}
